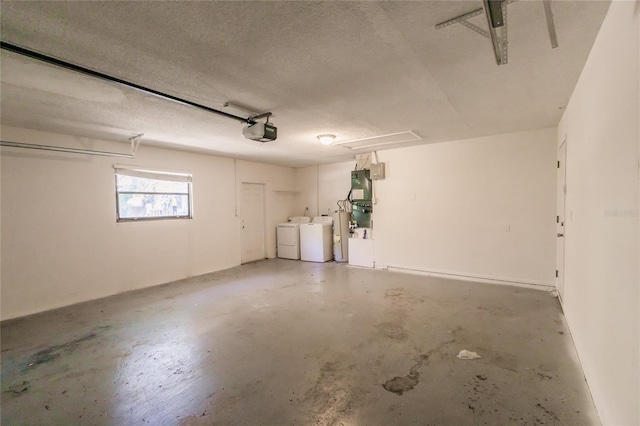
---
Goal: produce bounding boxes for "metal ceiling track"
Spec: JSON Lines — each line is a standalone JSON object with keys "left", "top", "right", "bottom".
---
{"left": 436, "top": 0, "right": 558, "bottom": 66}
{"left": 0, "top": 42, "right": 266, "bottom": 125}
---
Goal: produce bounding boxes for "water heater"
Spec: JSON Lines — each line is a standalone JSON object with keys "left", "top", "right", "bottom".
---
{"left": 333, "top": 211, "right": 351, "bottom": 262}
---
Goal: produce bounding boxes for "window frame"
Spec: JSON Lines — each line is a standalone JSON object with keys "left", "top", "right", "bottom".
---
{"left": 114, "top": 165, "right": 193, "bottom": 222}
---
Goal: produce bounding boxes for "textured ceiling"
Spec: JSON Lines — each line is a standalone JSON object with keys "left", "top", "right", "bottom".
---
{"left": 0, "top": 1, "right": 610, "bottom": 167}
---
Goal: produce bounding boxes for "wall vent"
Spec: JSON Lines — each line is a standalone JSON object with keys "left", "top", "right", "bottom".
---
{"left": 336, "top": 131, "right": 422, "bottom": 150}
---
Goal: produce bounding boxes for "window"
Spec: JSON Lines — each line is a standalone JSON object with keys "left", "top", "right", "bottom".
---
{"left": 114, "top": 165, "right": 192, "bottom": 221}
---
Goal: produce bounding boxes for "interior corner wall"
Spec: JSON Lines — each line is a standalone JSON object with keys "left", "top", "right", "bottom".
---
{"left": 293, "top": 162, "right": 355, "bottom": 220}
{"left": 0, "top": 126, "right": 295, "bottom": 321}
{"left": 293, "top": 165, "right": 319, "bottom": 217}
{"left": 556, "top": 1, "right": 639, "bottom": 424}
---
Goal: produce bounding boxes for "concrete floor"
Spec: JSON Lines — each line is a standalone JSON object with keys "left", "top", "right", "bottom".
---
{"left": 1, "top": 259, "right": 598, "bottom": 425}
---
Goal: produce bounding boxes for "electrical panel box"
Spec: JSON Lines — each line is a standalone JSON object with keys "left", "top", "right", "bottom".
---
{"left": 351, "top": 170, "right": 372, "bottom": 228}
{"left": 351, "top": 170, "right": 372, "bottom": 201}
{"left": 370, "top": 162, "right": 385, "bottom": 180}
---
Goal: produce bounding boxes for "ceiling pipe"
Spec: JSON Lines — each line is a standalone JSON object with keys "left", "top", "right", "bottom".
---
{"left": 0, "top": 42, "right": 257, "bottom": 124}
{"left": 0, "top": 140, "right": 136, "bottom": 158}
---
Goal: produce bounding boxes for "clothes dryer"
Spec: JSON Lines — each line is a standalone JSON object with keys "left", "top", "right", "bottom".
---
{"left": 276, "top": 216, "right": 310, "bottom": 260}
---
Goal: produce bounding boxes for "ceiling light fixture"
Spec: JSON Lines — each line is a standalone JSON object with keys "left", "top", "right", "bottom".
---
{"left": 317, "top": 134, "right": 336, "bottom": 145}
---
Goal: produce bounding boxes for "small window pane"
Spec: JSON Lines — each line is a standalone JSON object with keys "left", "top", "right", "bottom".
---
{"left": 115, "top": 171, "right": 192, "bottom": 221}
{"left": 116, "top": 175, "right": 188, "bottom": 194}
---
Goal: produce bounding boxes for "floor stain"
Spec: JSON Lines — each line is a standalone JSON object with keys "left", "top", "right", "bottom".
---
{"left": 4, "top": 381, "right": 30, "bottom": 397}
{"left": 22, "top": 326, "right": 111, "bottom": 372}
{"left": 382, "top": 372, "right": 420, "bottom": 395}
{"left": 381, "top": 332, "right": 461, "bottom": 396}
{"left": 462, "top": 372, "right": 498, "bottom": 418}
{"left": 304, "top": 361, "right": 358, "bottom": 424}
{"left": 375, "top": 322, "right": 408, "bottom": 341}
{"left": 384, "top": 288, "right": 404, "bottom": 299}
{"left": 536, "top": 371, "right": 554, "bottom": 380}
{"left": 382, "top": 354, "right": 430, "bottom": 396}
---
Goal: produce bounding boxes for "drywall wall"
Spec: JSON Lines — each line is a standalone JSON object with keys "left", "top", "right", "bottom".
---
{"left": 557, "top": 1, "right": 639, "bottom": 424}
{"left": 374, "top": 128, "right": 557, "bottom": 286}
{"left": 318, "top": 161, "right": 356, "bottom": 216}
{"left": 293, "top": 165, "right": 318, "bottom": 217}
{"left": 0, "top": 126, "right": 295, "bottom": 320}
{"left": 294, "top": 162, "right": 355, "bottom": 219}
{"left": 299, "top": 128, "right": 557, "bottom": 287}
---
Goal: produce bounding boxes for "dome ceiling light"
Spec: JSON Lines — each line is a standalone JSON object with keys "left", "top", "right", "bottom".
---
{"left": 317, "top": 134, "right": 336, "bottom": 145}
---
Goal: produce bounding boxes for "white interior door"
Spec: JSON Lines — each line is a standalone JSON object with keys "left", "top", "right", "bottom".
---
{"left": 556, "top": 138, "right": 567, "bottom": 299}
{"left": 241, "top": 183, "right": 266, "bottom": 264}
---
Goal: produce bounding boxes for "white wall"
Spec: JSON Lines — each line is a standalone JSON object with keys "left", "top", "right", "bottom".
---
{"left": 0, "top": 126, "right": 295, "bottom": 320}
{"left": 318, "top": 161, "right": 355, "bottom": 216}
{"left": 374, "top": 128, "right": 557, "bottom": 286}
{"left": 293, "top": 165, "right": 318, "bottom": 217}
{"left": 557, "top": 1, "right": 639, "bottom": 424}
{"left": 299, "top": 128, "right": 557, "bottom": 287}
{"left": 293, "top": 161, "right": 356, "bottom": 218}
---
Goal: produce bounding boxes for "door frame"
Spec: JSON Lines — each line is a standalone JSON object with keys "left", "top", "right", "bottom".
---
{"left": 556, "top": 135, "right": 568, "bottom": 301}
{"left": 240, "top": 181, "right": 267, "bottom": 264}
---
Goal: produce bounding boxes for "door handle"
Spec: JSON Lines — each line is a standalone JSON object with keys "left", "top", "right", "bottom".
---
{"left": 557, "top": 233, "right": 564, "bottom": 237}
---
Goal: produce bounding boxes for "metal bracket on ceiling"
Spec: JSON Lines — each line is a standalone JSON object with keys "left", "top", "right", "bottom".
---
{"left": 130, "top": 134, "right": 143, "bottom": 155}
{"left": 487, "top": 0, "right": 508, "bottom": 65}
{"left": 435, "top": 7, "right": 487, "bottom": 37}
{"left": 436, "top": 0, "right": 517, "bottom": 66}
{"left": 458, "top": 19, "right": 490, "bottom": 39}
{"left": 249, "top": 111, "right": 273, "bottom": 124}
{"left": 223, "top": 102, "right": 273, "bottom": 125}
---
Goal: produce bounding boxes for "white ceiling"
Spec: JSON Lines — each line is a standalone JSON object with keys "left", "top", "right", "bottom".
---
{"left": 0, "top": 1, "right": 610, "bottom": 167}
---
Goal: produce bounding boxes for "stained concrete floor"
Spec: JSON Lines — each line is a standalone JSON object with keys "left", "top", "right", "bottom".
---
{"left": 1, "top": 259, "right": 599, "bottom": 425}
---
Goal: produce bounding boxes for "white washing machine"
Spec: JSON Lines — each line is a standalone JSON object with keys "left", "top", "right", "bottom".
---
{"left": 300, "top": 216, "right": 334, "bottom": 262}
{"left": 277, "top": 216, "right": 310, "bottom": 260}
